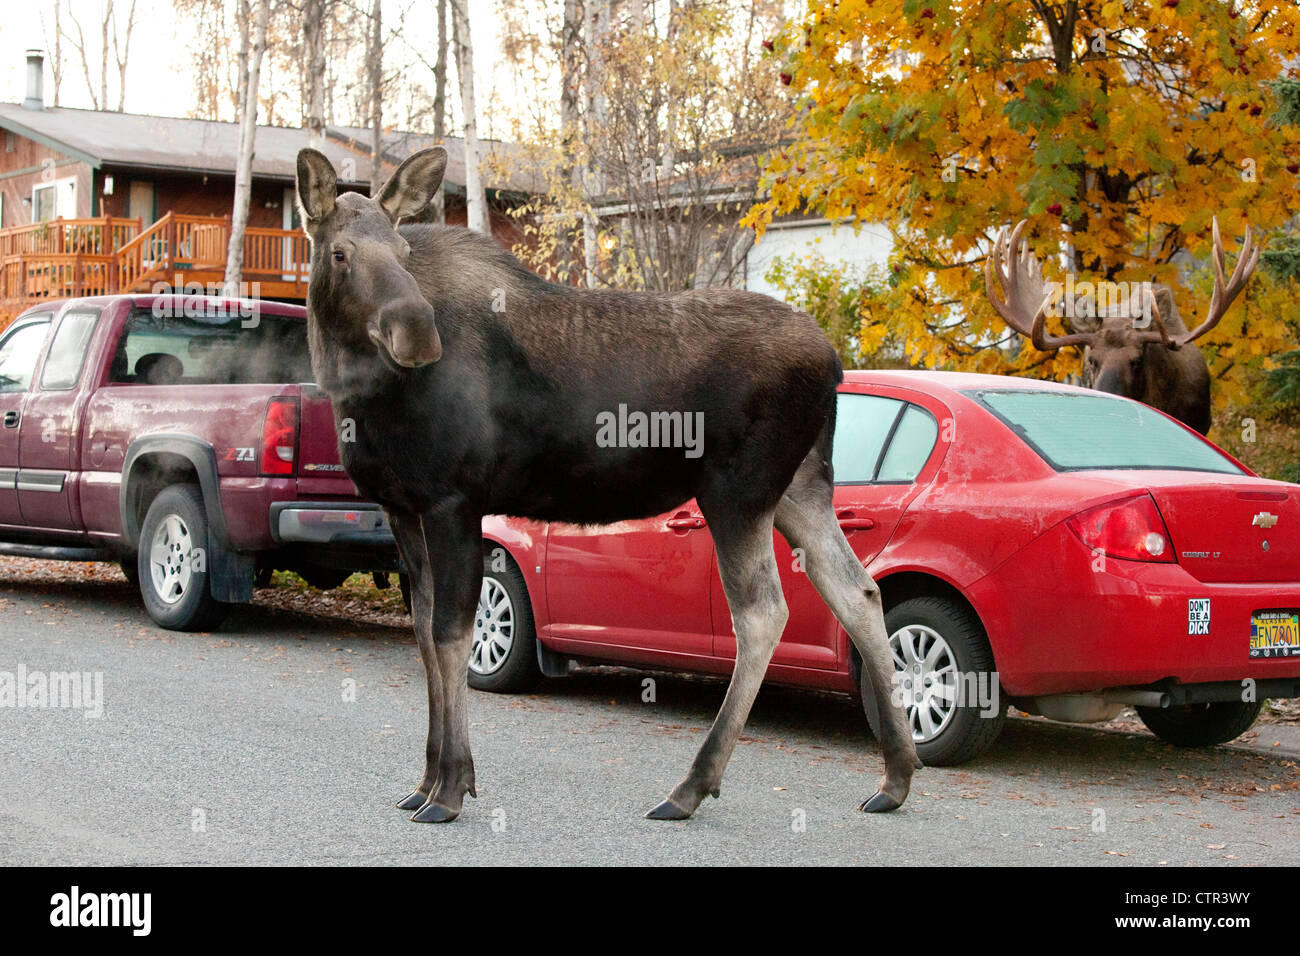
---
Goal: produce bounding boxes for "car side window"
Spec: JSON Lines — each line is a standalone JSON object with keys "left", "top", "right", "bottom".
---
{"left": 40, "top": 309, "right": 100, "bottom": 390}
{"left": 832, "top": 393, "right": 904, "bottom": 483}
{"left": 876, "top": 404, "right": 939, "bottom": 482}
{"left": 0, "top": 317, "right": 54, "bottom": 394}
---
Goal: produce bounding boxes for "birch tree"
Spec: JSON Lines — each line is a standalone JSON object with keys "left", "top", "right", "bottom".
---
{"left": 450, "top": 0, "right": 487, "bottom": 233}
{"left": 111, "top": 0, "right": 138, "bottom": 111}
{"left": 40, "top": 2, "right": 66, "bottom": 108}
{"left": 225, "top": 0, "right": 271, "bottom": 292}
{"left": 367, "top": 0, "right": 384, "bottom": 195}
{"left": 430, "top": 0, "right": 448, "bottom": 223}
{"left": 302, "top": 0, "right": 328, "bottom": 150}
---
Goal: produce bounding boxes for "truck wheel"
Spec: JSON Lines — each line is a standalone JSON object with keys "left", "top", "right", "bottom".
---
{"left": 138, "top": 484, "right": 229, "bottom": 632}
{"left": 467, "top": 556, "right": 541, "bottom": 693}
{"left": 1136, "top": 700, "right": 1263, "bottom": 747}
{"left": 861, "top": 595, "right": 1005, "bottom": 766}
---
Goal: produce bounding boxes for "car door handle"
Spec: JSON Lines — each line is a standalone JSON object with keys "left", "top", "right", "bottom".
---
{"left": 666, "top": 513, "right": 707, "bottom": 531}
{"left": 836, "top": 509, "right": 875, "bottom": 530}
{"left": 2, "top": 411, "right": 18, "bottom": 429}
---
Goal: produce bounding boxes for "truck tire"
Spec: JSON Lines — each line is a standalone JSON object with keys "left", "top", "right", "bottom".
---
{"left": 467, "top": 556, "right": 541, "bottom": 693}
{"left": 1136, "top": 700, "right": 1263, "bottom": 748}
{"left": 137, "top": 484, "right": 230, "bottom": 632}
{"left": 862, "top": 595, "right": 1005, "bottom": 766}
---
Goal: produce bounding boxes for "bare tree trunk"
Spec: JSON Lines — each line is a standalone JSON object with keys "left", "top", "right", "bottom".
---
{"left": 225, "top": 0, "right": 270, "bottom": 292}
{"left": 100, "top": 1, "right": 110, "bottom": 111}
{"left": 560, "top": 0, "right": 582, "bottom": 280}
{"left": 430, "top": 0, "right": 447, "bottom": 223}
{"left": 582, "top": 0, "right": 610, "bottom": 286}
{"left": 367, "top": 0, "right": 383, "bottom": 196}
{"left": 303, "top": 0, "right": 327, "bottom": 150}
{"left": 65, "top": 3, "right": 100, "bottom": 109}
{"left": 111, "top": 0, "right": 137, "bottom": 111}
{"left": 450, "top": 0, "right": 487, "bottom": 234}
{"left": 42, "top": 1, "right": 66, "bottom": 108}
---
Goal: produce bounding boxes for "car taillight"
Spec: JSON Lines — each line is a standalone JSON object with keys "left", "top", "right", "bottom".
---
{"left": 261, "top": 397, "right": 299, "bottom": 476}
{"left": 1067, "top": 493, "right": 1175, "bottom": 563}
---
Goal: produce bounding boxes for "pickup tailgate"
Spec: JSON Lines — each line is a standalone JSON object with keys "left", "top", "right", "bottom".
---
{"left": 296, "top": 386, "right": 359, "bottom": 497}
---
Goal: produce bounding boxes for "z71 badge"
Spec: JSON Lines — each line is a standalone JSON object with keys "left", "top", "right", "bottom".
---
{"left": 224, "top": 447, "right": 255, "bottom": 462}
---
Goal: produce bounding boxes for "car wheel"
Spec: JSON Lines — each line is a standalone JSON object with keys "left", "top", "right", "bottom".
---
{"left": 861, "top": 595, "right": 1005, "bottom": 766}
{"left": 137, "top": 484, "right": 230, "bottom": 632}
{"left": 1135, "top": 700, "right": 1263, "bottom": 747}
{"left": 467, "top": 556, "right": 540, "bottom": 693}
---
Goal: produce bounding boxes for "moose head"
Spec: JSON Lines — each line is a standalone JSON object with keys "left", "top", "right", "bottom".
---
{"left": 984, "top": 217, "right": 1260, "bottom": 435}
{"left": 295, "top": 146, "right": 449, "bottom": 369}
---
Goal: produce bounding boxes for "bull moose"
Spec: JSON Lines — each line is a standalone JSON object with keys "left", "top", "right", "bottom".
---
{"left": 294, "top": 145, "right": 920, "bottom": 823}
{"left": 985, "top": 218, "right": 1260, "bottom": 435}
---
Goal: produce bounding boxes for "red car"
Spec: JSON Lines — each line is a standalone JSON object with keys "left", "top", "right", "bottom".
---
{"left": 469, "top": 371, "right": 1300, "bottom": 765}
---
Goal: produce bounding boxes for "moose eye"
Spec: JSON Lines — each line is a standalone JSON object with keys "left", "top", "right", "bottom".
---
{"left": 332, "top": 250, "right": 346, "bottom": 263}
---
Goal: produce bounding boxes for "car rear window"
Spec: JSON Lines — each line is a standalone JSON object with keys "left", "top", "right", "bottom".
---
{"left": 969, "top": 389, "right": 1245, "bottom": 475}
{"left": 110, "top": 307, "right": 314, "bottom": 385}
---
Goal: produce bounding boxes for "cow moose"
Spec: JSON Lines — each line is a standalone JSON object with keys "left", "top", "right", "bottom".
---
{"left": 985, "top": 218, "right": 1260, "bottom": 435}
{"left": 294, "top": 145, "right": 920, "bottom": 824}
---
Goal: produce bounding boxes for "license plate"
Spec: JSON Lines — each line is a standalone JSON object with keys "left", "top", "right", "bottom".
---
{"left": 1250, "top": 610, "right": 1300, "bottom": 659}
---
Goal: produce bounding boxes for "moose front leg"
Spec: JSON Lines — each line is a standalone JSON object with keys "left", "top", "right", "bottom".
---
{"left": 390, "top": 510, "right": 445, "bottom": 812}
{"left": 409, "top": 502, "right": 483, "bottom": 823}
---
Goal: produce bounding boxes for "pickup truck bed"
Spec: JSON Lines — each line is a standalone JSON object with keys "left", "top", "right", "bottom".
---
{"left": 0, "top": 293, "right": 398, "bottom": 629}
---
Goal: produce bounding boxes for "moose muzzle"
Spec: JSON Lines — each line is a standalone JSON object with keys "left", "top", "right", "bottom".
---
{"left": 372, "top": 300, "right": 443, "bottom": 368}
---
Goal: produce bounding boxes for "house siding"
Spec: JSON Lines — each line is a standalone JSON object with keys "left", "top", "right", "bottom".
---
{"left": 0, "top": 132, "right": 94, "bottom": 226}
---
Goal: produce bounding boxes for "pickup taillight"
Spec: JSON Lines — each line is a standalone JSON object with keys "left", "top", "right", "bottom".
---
{"left": 260, "top": 397, "right": 300, "bottom": 476}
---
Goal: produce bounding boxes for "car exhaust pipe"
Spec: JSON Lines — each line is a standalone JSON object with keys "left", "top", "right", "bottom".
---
{"left": 1102, "top": 689, "right": 1172, "bottom": 709}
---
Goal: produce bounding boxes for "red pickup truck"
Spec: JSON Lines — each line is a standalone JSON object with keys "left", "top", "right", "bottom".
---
{"left": 0, "top": 293, "right": 398, "bottom": 629}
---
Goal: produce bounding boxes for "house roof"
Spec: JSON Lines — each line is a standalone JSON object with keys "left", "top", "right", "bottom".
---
{"left": 327, "top": 125, "right": 552, "bottom": 197}
{"left": 0, "top": 103, "right": 543, "bottom": 196}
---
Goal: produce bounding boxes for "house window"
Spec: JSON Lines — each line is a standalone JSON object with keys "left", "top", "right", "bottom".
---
{"left": 32, "top": 176, "right": 77, "bottom": 223}
{"left": 4, "top": 131, "right": 14, "bottom": 152}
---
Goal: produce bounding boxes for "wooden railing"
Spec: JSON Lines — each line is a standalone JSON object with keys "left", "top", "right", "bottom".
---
{"left": 0, "top": 217, "right": 140, "bottom": 258}
{"left": 1, "top": 213, "right": 310, "bottom": 325}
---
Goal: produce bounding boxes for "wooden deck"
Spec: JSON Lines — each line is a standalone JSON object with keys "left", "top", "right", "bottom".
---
{"left": 0, "top": 214, "right": 310, "bottom": 325}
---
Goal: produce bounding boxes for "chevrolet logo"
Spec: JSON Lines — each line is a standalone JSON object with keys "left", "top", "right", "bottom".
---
{"left": 1253, "top": 512, "right": 1279, "bottom": 529}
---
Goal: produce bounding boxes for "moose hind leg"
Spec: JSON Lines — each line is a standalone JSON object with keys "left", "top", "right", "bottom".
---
{"left": 775, "top": 477, "right": 920, "bottom": 813}
{"left": 390, "top": 510, "right": 445, "bottom": 812}
{"left": 410, "top": 505, "right": 482, "bottom": 824}
{"left": 646, "top": 508, "right": 788, "bottom": 820}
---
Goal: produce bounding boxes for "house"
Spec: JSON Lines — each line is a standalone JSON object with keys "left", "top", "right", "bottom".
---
{"left": 0, "top": 51, "right": 541, "bottom": 324}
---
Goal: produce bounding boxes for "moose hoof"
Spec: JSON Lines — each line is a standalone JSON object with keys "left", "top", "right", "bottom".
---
{"left": 396, "top": 791, "right": 427, "bottom": 811}
{"left": 858, "top": 791, "right": 902, "bottom": 813}
{"left": 411, "top": 801, "right": 460, "bottom": 823}
{"left": 645, "top": 798, "right": 693, "bottom": 821}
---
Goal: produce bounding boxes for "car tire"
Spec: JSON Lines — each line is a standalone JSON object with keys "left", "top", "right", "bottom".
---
{"left": 861, "top": 595, "right": 1005, "bottom": 766}
{"left": 1135, "top": 700, "right": 1263, "bottom": 748}
{"left": 137, "top": 484, "right": 230, "bottom": 632}
{"left": 467, "top": 555, "right": 541, "bottom": 693}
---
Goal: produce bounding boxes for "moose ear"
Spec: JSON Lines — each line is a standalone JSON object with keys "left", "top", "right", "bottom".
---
{"left": 377, "top": 147, "right": 448, "bottom": 223}
{"left": 296, "top": 149, "right": 337, "bottom": 235}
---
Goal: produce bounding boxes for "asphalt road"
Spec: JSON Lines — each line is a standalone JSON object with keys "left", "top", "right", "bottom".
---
{"left": 2, "top": 567, "right": 1297, "bottom": 866}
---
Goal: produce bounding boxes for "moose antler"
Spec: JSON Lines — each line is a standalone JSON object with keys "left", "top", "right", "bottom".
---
{"left": 1149, "top": 216, "right": 1260, "bottom": 349}
{"left": 985, "top": 220, "right": 1094, "bottom": 351}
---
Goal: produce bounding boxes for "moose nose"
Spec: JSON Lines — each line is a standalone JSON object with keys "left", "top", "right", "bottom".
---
{"left": 374, "top": 301, "right": 442, "bottom": 368}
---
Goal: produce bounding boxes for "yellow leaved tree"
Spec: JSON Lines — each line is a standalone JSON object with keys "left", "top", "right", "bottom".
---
{"left": 745, "top": 0, "right": 1300, "bottom": 454}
